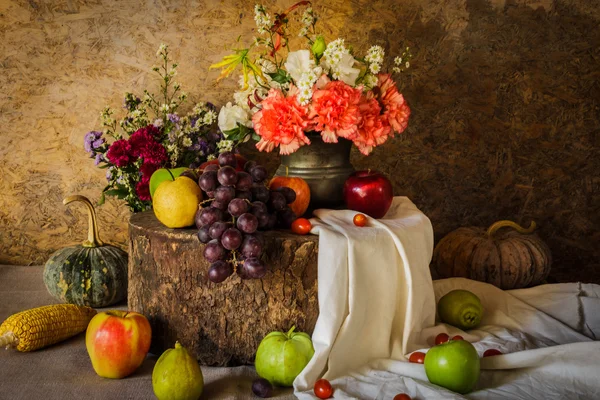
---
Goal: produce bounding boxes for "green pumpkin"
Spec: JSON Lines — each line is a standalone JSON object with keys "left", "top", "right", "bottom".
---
{"left": 43, "top": 195, "right": 128, "bottom": 307}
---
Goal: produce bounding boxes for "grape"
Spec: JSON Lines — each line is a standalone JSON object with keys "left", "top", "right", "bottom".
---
{"left": 276, "top": 187, "right": 296, "bottom": 204}
{"left": 237, "top": 213, "right": 258, "bottom": 234}
{"left": 203, "top": 164, "right": 219, "bottom": 172}
{"left": 211, "top": 200, "right": 227, "bottom": 210}
{"left": 218, "top": 151, "right": 237, "bottom": 168}
{"left": 197, "top": 225, "right": 211, "bottom": 244}
{"left": 244, "top": 160, "right": 257, "bottom": 173}
{"left": 221, "top": 228, "right": 242, "bottom": 250}
{"left": 252, "top": 378, "right": 273, "bottom": 398}
{"left": 268, "top": 191, "right": 287, "bottom": 211}
{"left": 241, "top": 235, "right": 263, "bottom": 258}
{"left": 207, "top": 260, "right": 233, "bottom": 283}
{"left": 196, "top": 207, "right": 223, "bottom": 228}
{"left": 217, "top": 166, "right": 238, "bottom": 186}
{"left": 209, "top": 221, "right": 230, "bottom": 240}
{"left": 204, "top": 239, "right": 226, "bottom": 262}
{"left": 206, "top": 190, "right": 215, "bottom": 198}
{"left": 266, "top": 214, "right": 277, "bottom": 230}
{"left": 235, "top": 190, "right": 252, "bottom": 201}
{"left": 250, "top": 201, "right": 268, "bottom": 215}
{"left": 214, "top": 186, "right": 236, "bottom": 204}
{"left": 243, "top": 258, "right": 267, "bottom": 279}
{"left": 278, "top": 207, "right": 297, "bottom": 229}
{"left": 255, "top": 211, "right": 270, "bottom": 229}
{"left": 250, "top": 165, "right": 268, "bottom": 182}
{"left": 180, "top": 169, "right": 199, "bottom": 182}
{"left": 236, "top": 171, "right": 253, "bottom": 191}
{"left": 199, "top": 171, "right": 218, "bottom": 192}
{"left": 251, "top": 185, "right": 270, "bottom": 203}
{"left": 228, "top": 198, "right": 249, "bottom": 217}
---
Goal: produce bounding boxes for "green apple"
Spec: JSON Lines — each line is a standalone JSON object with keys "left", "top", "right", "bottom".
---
{"left": 424, "top": 339, "right": 480, "bottom": 394}
{"left": 149, "top": 167, "right": 188, "bottom": 198}
{"left": 255, "top": 326, "right": 314, "bottom": 387}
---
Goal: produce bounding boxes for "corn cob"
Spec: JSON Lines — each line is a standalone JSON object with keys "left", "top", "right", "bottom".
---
{"left": 0, "top": 304, "right": 96, "bottom": 352}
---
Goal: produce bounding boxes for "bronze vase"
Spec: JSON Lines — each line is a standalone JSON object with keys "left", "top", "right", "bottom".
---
{"left": 274, "top": 135, "right": 355, "bottom": 210}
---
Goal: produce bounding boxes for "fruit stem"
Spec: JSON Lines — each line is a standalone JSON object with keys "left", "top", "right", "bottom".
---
{"left": 175, "top": 341, "right": 181, "bottom": 349}
{"left": 166, "top": 169, "right": 175, "bottom": 181}
{"left": 285, "top": 326, "right": 296, "bottom": 338}
{"left": 63, "top": 195, "right": 104, "bottom": 248}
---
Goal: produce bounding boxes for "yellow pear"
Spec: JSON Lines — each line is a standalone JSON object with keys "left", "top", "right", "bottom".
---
{"left": 153, "top": 176, "right": 203, "bottom": 228}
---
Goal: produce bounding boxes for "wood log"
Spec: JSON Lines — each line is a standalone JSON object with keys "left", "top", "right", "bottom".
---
{"left": 128, "top": 211, "right": 319, "bottom": 366}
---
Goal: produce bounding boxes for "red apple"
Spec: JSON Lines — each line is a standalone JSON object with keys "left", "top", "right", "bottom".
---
{"left": 343, "top": 170, "right": 393, "bottom": 219}
{"left": 85, "top": 310, "right": 152, "bottom": 379}
{"left": 199, "top": 154, "right": 247, "bottom": 171}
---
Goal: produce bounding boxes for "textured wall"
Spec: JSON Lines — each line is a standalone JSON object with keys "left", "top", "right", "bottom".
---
{"left": 0, "top": 0, "right": 598, "bottom": 283}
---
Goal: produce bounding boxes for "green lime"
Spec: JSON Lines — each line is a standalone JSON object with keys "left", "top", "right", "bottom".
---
{"left": 438, "top": 289, "right": 483, "bottom": 330}
{"left": 152, "top": 341, "right": 204, "bottom": 400}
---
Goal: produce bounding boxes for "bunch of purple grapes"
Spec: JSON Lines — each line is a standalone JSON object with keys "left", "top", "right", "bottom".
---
{"left": 195, "top": 151, "right": 297, "bottom": 284}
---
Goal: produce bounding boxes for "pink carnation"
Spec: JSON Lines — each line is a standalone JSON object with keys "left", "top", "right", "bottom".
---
{"left": 353, "top": 94, "right": 392, "bottom": 156}
{"left": 378, "top": 74, "right": 410, "bottom": 133}
{"left": 139, "top": 141, "right": 168, "bottom": 165}
{"left": 310, "top": 79, "right": 362, "bottom": 143}
{"left": 129, "top": 128, "right": 156, "bottom": 158}
{"left": 135, "top": 179, "right": 151, "bottom": 201}
{"left": 253, "top": 86, "right": 311, "bottom": 155}
{"left": 106, "top": 139, "right": 134, "bottom": 167}
{"left": 140, "top": 162, "right": 160, "bottom": 180}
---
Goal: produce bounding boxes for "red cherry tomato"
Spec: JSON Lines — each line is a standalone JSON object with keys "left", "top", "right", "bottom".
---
{"left": 483, "top": 349, "right": 503, "bottom": 357}
{"left": 291, "top": 218, "right": 312, "bottom": 235}
{"left": 435, "top": 333, "right": 450, "bottom": 345}
{"left": 408, "top": 351, "right": 426, "bottom": 364}
{"left": 353, "top": 213, "right": 368, "bottom": 227}
{"left": 393, "top": 394, "right": 412, "bottom": 400}
{"left": 314, "top": 378, "right": 333, "bottom": 399}
{"left": 451, "top": 335, "right": 464, "bottom": 341}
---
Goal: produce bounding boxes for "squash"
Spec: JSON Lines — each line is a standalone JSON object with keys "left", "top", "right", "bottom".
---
{"left": 431, "top": 220, "right": 552, "bottom": 290}
{"left": 43, "top": 195, "right": 128, "bottom": 307}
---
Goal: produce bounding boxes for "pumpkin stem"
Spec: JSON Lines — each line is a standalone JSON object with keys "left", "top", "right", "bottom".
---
{"left": 63, "top": 195, "right": 105, "bottom": 247}
{"left": 486, "top": 220, "right": 536, "bottom": 237}
{"left": 0, "top": 331, "right": 17, "bottom": 349}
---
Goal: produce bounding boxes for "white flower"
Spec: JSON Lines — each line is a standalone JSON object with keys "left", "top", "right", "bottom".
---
{"left": 182, "top": 137, "right": 192, "bottom": 147}
{"left": 153, "top": 119, "right": 163, "bottom": 128}
{"left": 394, "top": 56, "right": 402, "bottom": 65}
{"left": 203, "top": 110, "right": 217, "bottom": 125}
{"left": 218, "top": 102, "right": 251, "bottom": 133}
{"left": 364, "top": 74, "right": 378, "bottom": 89}
{"left": 284, "top": 50, "right": 315, "bottom": 83}
{"left": 254, "top": 4, "right": 272, "bottom": 34}
{"left": 405, "top": 61, "right": 410, "bottom": 69}
{"left": 156, "top": 43, "right": 167, "bottom": 56}
{"left": 392, "top": 66, "right": 401, "bottom": 73}
{"left": 160, "top": 104, "right": 170, "bottom": 113}
{"left": 207, "top": 154, "right": 216, "bottom": 161}
{"left": 365, "top": 45, "right": 384, "bottom": 64}
{"left": 217, "top": 140, "right": 235, "bottom": 153}
{"left": 333, "top": 53, "right": 361, "bottom": 86}
{"left": 369, "top": 63, "right": 381, "bottom": 74}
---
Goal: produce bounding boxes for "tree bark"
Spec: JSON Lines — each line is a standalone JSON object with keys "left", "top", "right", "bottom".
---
{"left": 128, "top": 211, "right": 319, "bottom": 366}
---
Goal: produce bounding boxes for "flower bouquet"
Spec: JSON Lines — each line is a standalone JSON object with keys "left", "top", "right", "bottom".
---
{"left": 212, "top": 1, "right": 412, "bottom": 156}
{"left": 84, "top": 45, "right": 239, "bottom": 212}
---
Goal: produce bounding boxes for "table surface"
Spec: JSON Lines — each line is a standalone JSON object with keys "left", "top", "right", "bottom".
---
{"left": 0, "top": 265, "right": 296, "bottom": 400}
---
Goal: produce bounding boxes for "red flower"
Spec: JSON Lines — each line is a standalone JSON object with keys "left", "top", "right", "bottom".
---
{"left": 310, "top": 80, "right": 362, "bottom": 143}
{"left": 377, "top": 74, "right": 410, "bottom": 133}
{"left": 129, "top": 126, "right": 168, "bottom": 165}
{"left": 253, "top": 86, "right": 312, "bottom": 155}
{"left": 135, "top": 180, "right": 151, "bottom": 201}
{"left": 140, "top": 162, "right": 160, "bottom": 180}
{"left": 106, "top": 139, "right": 134, "bottom": 167}
{"left": 353, "top": 93, "right": 392, "bottom": 156}
{"left": 139, "top": 141, "right": 168, "bottom": 165}
{"left": 129, "top": 129, "right": 156, "bottom": 158}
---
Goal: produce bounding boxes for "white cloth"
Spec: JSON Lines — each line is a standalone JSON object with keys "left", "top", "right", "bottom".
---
{"left": 294, "top": 197, "right": 600, "bottom": 399}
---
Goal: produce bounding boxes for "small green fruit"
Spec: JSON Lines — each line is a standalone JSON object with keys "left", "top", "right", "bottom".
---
{"left": 424, "top": 339, "right": 480, "bottom": 394}
{"left": 438, "top": 289, "right": 483, "bottom": 330}
{"left": 149, "top": 167, "right": 188, "bottom": 198}
{"left": 255, "top": 326, "right": 314, "bottom": 387}
{"left": 152, "top": 341, "right": 204, "bottom": 400}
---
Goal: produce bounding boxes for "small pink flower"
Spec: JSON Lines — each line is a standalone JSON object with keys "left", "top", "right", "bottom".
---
{"left": 310, "top": 80, "right": 362, "bottom": 143}
{"left": 353, "top": 93, "right": 392, "bottom": 156}
{"left": 253, "top": 86, "right": 312, "bottom": 155}
{"left": 106, "top": 139, "right": 134, "bottom": 167}
{"left": 378, "top": 74, "right": 410, "bottom": 133}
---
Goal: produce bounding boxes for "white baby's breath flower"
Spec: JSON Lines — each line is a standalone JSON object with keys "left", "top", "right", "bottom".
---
{"left": 153, "top": 118, "right": 163, "bottom": 127}
{"left": 156, "top": 43, "right": 167, "bottom": 56}
{"left": 369, "top": 63, "right": 381, "bottom": 74}
{"left": 394, "top": 56, "right": 402, "bottom": 65}
{"left": 405, "top": 61, "right": 410, "bottom": 69}
{"left": 392, "top": 66, "right": 401, "bottom": 73}
{"left": 160, "top": 104, "right": 170, "bottom": 113}
{"left": 254, "top": 4, "right": 272, "bottom": 34}
{"left": 207, "top": 154, "right": 216, "bottom": 161}
{"left": 364, "top": 74, "right": 378, "bottom": 89}
{"left": 203, "top": 110, "right": 217, "bottom": 125}
{"left": 182, "top": 137, "right": 192, "bottom": 147}
{"left": 298, "top": 26, "right": 309, "bottom": 37}
{"left": 217, "top": 140, "right": 235, "bottom": 153}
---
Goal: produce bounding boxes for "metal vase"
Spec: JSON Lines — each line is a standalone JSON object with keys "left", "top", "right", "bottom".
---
{"left": 274, "top": 136, "right": 355, "bottom": 210}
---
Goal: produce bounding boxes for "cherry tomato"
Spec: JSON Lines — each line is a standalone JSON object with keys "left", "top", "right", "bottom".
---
{"left": 314, "top": 378, "right": 333, "bottom": 399}
{"left": 291, "top": 218, "right": 312, "bottom": 235}
{"left": 408, "top": 351, "right": 426, "bottom": 364}
{"left": 483, "top": 349, "right": 503, "bottom": 357}
{"left": 353, "top": 213, "right": 368, "bottom": 227}
{"left": 435, "top": 333, "right": 450, "bottom": 345}
{"left": 393, "top": 394, "right": 412, "bottom": 400}
{"left": 451, "top": 335, "right": 464, "bottom": 341}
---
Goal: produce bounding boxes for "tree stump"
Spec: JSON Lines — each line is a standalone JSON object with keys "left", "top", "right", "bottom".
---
{"left": 128, "top": 211, "right": 319, "bottom": 366}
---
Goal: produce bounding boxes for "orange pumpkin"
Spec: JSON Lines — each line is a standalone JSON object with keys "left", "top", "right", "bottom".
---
{"left": 431, "top": 220, "right": 552, "bottom": 290}
{"left": 269, "top": 176, "right": 311, "bottom": 217}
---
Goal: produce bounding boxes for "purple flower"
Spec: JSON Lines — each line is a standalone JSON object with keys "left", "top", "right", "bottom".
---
{"left": 94, "top": 153, "right": 104, "bottom": 166}
{"left": 84, "top": 131, "right": 103, "bottom": 153}
{"left": 168, "top": 113, "right": 180, "bottom": 124}
{"left": 92, "top": 138, "right": 105, "bottom": 150}
{"left": 106, "top": 168, "right": 113, "bottom": 181}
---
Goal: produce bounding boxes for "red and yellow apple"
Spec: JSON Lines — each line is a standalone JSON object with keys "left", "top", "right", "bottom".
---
{"left": 85, "top": 310, "right": 152, "bottom": 379}
{"left": 269, "top": 176, "right": 311, "bottom": 217}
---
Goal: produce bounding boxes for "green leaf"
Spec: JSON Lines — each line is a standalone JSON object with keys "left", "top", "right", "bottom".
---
{"left": 268, "top": 69, "right": 291, "bottom": 84}
{"left": 104, "top": 189, "right": 128, "bottom": 199}
{"left": 252, "top": 133, "right": 261, "bottom": 142}
{"left": 97, "top": 193, "right": 106, "bottom": 206}
{"left": 97, "top": 163, "right": 111, "bottom": 169}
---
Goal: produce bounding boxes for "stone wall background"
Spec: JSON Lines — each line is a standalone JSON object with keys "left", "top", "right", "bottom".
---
{"left": 1, "top": 0, "right": 598, "bottom": 282}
